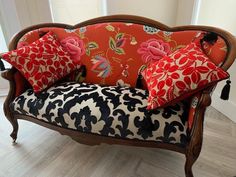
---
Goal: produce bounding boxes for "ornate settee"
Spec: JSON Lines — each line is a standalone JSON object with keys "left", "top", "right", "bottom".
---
{"left": 1, "top": 15, "right": 236, "bottom": 177}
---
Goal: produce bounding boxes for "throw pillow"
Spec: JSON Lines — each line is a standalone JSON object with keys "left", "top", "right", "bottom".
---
{"left": 0, "top": 31, "right": 80, "bottom": 93}
{"left": 142, "top": 42, "right": 229, "bottom": 110}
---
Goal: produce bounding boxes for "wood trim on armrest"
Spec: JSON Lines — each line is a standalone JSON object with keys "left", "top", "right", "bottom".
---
{"left": 184, "top": 87, "right": 213, "bottom": 176}
{"left": 188, "top": 86, "right": 213, "bottom": 137}
{"left": 1, "top": 68, "right": 16, "bottom": 81}
{"left": 2, "top": 68, "right": 17, "bottom": 123}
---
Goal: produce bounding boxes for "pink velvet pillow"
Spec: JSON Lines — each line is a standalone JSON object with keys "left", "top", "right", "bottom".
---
{"left": 142, "top": 42, "right": 229, "bottom": 110}
{"left": 1, "top": 31, "right": 80, "bottom": 93}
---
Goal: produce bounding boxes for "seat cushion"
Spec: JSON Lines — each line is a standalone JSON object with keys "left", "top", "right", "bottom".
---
{"left": 10, "top": 82, "right": 189, "bottom": 146}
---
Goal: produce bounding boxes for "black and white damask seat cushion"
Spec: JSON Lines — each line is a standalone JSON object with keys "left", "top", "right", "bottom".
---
{"left": 10, "top": 82, "right": 189, "bottom": 145}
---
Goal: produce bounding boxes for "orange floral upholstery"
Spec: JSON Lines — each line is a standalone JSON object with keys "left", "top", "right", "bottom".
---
{"left": 16, "top": 22, "right": 227, "bottom": 88}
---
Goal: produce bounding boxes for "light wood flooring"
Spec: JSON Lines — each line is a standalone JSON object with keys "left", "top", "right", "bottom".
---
{"left": 0, "top": 96, "right": 235, "bottom": 177}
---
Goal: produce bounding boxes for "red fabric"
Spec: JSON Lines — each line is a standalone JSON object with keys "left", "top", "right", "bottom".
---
{"left": 193, "top": 33, "right": 227, "bottom": 65}
{"left": 188, "top": 93, "right": 201, "bottom": 129}
{"left": 137, "top": 39, "right": 171, "bottom": 63}
{"left": 14, "top": 71, "right": 30, "bottom": 97}
{"left": 142, "top": 42, "right": 229, "bottom": 110}
{"left": 14, "top": 23, "right": 228, "bottom": 87}
{"left": 1, "top": 31, "right": 80, "bottom": 92}
{"left": 60, "top": 36, "right": 86, "bottom": 63}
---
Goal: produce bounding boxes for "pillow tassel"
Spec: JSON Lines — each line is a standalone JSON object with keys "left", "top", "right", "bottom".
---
{"left": 0, "top": 58, "right": 6, "bottom": 71}
{"left": 220, "top": 79, "right": 231, "bottom": 100}
{"left": 136, "top": 65, "right": 146, "bottom": 89}
{"left": 136, "top": 74, "right": 143, "bottom": 89}
{"left": 75, "top": 65, "right": 86, "bottom": 83}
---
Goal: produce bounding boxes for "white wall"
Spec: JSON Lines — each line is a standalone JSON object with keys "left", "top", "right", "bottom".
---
{"left": 198, "top": 0, "right": 236, "bottom": 35}
{"left": 0, "top": 25, "right": 7, "bottom": 52}
{"left": 50, "top": 0, "right": 104, "bottom": 24}
{"left": 0, "top": 0, "right": 52, "bottom": 43}
{"left": 175, "top": 0, "right": 195, "bottom": 25}
{"left": 0, "top": 0, "right": 21, "bottom": 44}
{"left": 0, "top": 0, "right": 20, "bottom": 95}
{"left": 0, "top": 0, "right": 53, "bottom": 96}
{"left": 106, "top": 0, "right": 179, "bottom": 26}
{"left": 15, "top": 0, "right": 53, "bottom": 28}
{"left": 0, "top": 24, "right": 9, "bottom": 96}
{"left": 197, "top": 0, "right": 236, "bottom": 122}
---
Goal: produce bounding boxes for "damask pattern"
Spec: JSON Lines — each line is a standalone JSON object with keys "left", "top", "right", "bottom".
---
{"left": 11, "top": 82, "right": 188, "bottom": 145}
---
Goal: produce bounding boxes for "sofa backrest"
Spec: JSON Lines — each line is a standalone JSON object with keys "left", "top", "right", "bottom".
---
{"left": 10, "top": 15, "right": 234, "bottom": 88}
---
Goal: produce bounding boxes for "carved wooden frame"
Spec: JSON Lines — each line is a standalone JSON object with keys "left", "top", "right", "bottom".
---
{"left": 2, "top": 15, "right": 236, "bottom": 177}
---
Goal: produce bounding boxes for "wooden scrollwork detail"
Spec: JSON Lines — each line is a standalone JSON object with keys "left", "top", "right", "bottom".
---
{"left": 1, "top": 68, "right": 19, "bottom": 143}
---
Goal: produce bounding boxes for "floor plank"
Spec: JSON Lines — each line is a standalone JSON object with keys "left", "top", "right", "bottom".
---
{"left": 0, "top": 97, "right": 236, "bottom": 177}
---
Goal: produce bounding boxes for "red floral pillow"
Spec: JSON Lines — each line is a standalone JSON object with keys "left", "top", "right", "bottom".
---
{"left": 142, "top": 42, "right": 229, "bottom": 110}
{"left": 1, "top": 31, "right": 80, "bottom": 93}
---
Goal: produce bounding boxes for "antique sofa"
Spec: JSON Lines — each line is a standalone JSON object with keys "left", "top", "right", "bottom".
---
{"left": 1, "top": 15, "right": 236, "bottom": 177}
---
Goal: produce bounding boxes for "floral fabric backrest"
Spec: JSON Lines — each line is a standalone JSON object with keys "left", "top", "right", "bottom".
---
{"left": 16, "top": 22, "right": 227, "bottom": 88}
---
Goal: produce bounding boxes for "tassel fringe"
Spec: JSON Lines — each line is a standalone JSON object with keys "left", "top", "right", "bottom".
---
{"left": 220, "top": 79, "right": 231, "bottom": 100}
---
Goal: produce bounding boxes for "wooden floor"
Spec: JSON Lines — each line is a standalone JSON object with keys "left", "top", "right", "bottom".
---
{"left": 0, "top": 96, "right": 235, "bottom": 177}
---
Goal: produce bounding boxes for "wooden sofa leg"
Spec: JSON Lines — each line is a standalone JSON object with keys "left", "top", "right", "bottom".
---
{"left": 185, "top": 153, "right": 195, "bottom": 177}
{"left": 185, "top": 142, "right": 202, "bottom": 177}
{"left": 3, "top": 99, "right": 19, "bottom": 143}
{"left": 184, "top": 121, "right": 203, "bottom": 177}
{"left": 184, "top": 92, "right": 210, "bottom": 177}
{"left": 3, "top": 108, "right": 19, "bottom": 143}
{"left": 2, "top": 69, "right": 19, "bottom": 143}
{"left": 10, "top": 118, "right": 19, "bottom": 143}
{"left": 3, "top": 103, "right": 19, "bottom": 143}
{"left": 185, "top": 159, "right": 193, "bottom": 177}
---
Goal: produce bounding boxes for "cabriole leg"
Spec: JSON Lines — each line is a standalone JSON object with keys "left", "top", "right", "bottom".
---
{"left": 10, "top": 118, "right": 19, "bottom": 144}
{"left": 185, "top": 154, "right": 195, "bottom": 177}
{"left": 184, "top": 127, "right": 203, "bottom": 177}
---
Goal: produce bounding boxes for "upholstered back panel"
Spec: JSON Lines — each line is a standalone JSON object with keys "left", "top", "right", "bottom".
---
{"left": 15, "top": 22, "right": 227, "bottom": 87}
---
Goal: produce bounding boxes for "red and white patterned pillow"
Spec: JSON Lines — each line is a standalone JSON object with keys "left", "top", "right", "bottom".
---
{"left": 142, "top": 42, "right": 229, "bottom": 110}
{"left": 1, "top": 31, "right": 80, "bottom": 93}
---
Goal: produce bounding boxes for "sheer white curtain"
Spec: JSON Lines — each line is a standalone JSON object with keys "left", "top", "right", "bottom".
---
{"left": 0, "top": 24, "right": 9, "bottom": 95}
{"left": 0, "top": 24, "right": 11, "bottom": 68}
{"left": 0, "top": 25, "right": 7, "bottom": 52}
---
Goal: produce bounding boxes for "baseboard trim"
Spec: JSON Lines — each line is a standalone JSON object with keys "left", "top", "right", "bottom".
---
{"left": 211, "top": 92, "right": 236, "bottom": 123}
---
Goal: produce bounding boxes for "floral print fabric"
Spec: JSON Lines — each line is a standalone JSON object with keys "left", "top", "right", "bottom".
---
{"left": 137, "top": 39, "right": 171, "bottom": 63}
{"left": 1, "top": 31, "right": 79, "bottom": 92}
{"left": 142, "top": 42, "right": 229, "bottom": 110}
{"left": 15, "top": 23, "right": 228, "bottom": 88}
{"left": 60, "top": 36, "right": 85, "bottom": 63}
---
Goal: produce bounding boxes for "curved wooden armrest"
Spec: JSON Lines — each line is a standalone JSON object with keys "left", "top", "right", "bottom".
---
{"left": 1, "top": 68, "right": 17, "bottom": 81}
{"left": 188, "top": 86, "right": 214, "bottom": 138}
{"left": 198, "top": 88, "right": 213, "bottom": 108}
{"left": 1, "top": 68, "right": 17, "bottom": 116}
{"left": 1, "top": 68, "right": 19, "bottom": 142}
